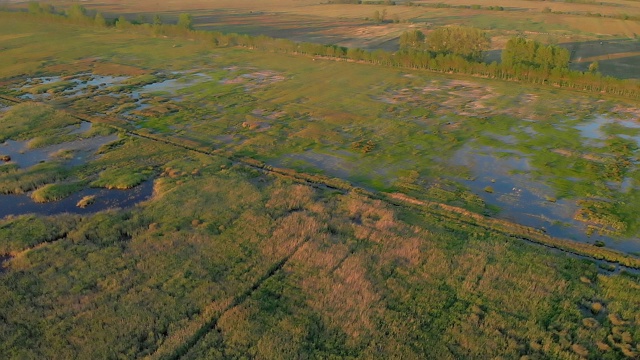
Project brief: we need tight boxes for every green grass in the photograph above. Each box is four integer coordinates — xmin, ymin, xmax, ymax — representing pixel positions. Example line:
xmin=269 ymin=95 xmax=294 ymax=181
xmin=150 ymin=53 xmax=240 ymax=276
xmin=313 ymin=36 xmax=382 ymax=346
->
xmin=0 ymin=103 xmax=79 ymax=143
xmin=90 ymin=167 xmax=152 ymax=189
xmin=0 ymin=214 xmax=79 ymax=254
xmin=30 ymin=182 xmax=85 ymax=203
xmin=0 ymin=161 xmax=69 ymax=194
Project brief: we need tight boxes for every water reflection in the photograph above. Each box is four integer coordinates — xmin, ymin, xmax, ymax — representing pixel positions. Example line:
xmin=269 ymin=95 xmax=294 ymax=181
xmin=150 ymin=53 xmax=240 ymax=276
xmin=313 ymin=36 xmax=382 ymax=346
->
xmin=0 ymin=122 xmax=117 ymax=168
xmin=452 ymin=143 xmax=640 ymax=253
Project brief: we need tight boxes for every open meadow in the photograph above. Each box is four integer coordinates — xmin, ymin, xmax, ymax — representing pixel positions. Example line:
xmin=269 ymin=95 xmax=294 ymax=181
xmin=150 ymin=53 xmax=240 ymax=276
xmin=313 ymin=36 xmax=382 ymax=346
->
xmin=1 ymin=3 xmax=640 ymax=359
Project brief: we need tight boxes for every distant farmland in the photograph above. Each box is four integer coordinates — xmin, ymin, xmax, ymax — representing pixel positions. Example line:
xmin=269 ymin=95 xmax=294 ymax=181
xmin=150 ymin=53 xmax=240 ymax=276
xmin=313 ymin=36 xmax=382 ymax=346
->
xmin=30 ymin=0 xmax=640 ymax=78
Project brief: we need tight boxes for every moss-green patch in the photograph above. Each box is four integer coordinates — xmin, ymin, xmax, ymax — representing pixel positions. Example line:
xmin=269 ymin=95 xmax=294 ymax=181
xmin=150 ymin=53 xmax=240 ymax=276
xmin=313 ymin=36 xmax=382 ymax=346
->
xmin=91 ymin=167 xmax=153 ymax=189
xmin=31 ymin=182 xmax=85 ymax=203
xmin=0 ymin=161 xmax=69 ymax=194
xmin=0 ymin=163 xmax=19 ymax=174
xmin=0 ymin=103 xmax=79 ymax=143
xmin=0 ymin=214 xmax=79 ymax=254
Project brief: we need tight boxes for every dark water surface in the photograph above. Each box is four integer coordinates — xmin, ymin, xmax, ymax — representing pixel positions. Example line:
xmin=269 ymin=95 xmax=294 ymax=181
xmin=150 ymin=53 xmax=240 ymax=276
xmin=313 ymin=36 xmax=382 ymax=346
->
xmin=0 ymin=180 xmax=154 ymax=219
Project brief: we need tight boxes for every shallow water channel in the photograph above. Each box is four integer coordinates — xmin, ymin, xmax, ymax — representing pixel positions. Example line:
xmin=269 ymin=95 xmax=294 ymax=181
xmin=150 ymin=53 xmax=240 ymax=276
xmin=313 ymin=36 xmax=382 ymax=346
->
xmin=1 ymin=133 xmax=118 ymax=168
xmin=0 ymin=121 xmax=153 ymax=219
xmin=0 ymin=179 xmax=154 ymax=219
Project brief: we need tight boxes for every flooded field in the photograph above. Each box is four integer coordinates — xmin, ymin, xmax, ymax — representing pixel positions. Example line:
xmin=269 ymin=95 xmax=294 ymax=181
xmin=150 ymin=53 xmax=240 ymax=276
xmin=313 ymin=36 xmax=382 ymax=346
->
xmin=0 ymin=113 xmax=155 ymax=218
xmin=0 ymin=179 xmax=153 ymax=218
xmin=1 ymin=126 xmax=118 ymax=168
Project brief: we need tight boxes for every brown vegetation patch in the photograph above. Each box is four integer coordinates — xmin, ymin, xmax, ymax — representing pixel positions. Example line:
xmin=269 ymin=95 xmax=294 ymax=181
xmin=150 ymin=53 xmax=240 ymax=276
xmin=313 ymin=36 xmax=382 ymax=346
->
xmin=299 ymin=254 xmax=381 ymax=340
xmin=552 ymin=148 xmax=607 ymax=163
xmin=223 ymin=70 xmax=285 ymax=91
xmin=610 ymin=104 xmax=640 ymax=119
xmin=571 ymin=343 xmax=589 ymax=357
xmin=596 ymin=341 xmax=612 ymax=351
xmin=345 ymin=195 xmax=396 ymax=231
xmin=76 ymin=195 xmax=96 ymax=208
xmin=265 ymin=184 xmax=315 ymax=214
xmin=263 ymin=211 xmax=324 ymax=260
xmin=608 ymin=313 xmax=627 ymax=326
xmin=44 ymin=58 xmax=147 ymax=76
xmin=293 ymin=241 xmax=349 ymax=272
xmin=591 ymin=302 xmax=604 ymax=315
xmin=582 ymin=317 xmax=599 ymax=328
xmin=92 ymin=62 xmax=148 ymax=76
xmin=378 ymin=79 xmax=499 ymax=118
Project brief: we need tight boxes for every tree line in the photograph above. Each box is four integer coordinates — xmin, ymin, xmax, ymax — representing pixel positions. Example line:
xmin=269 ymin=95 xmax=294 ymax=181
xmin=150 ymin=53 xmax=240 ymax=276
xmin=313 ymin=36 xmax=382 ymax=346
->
xmin=7 ymin=3 xmax=640 ymax=99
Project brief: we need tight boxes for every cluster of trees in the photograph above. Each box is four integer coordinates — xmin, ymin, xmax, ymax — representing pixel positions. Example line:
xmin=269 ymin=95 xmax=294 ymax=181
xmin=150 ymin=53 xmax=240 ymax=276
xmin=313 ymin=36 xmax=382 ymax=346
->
xmin=23 ymin=2 xmax=193 ymax=30
xmin=399 ymin=29 xmax=426 ymax=50
xmin=425 ymin=26 xmax=490 ymax=62
xmin=502 ymin=37 xmax=570 ymax=70
xmin=27 ymin=1 xmax=54 ymax=14
xmin=10 ymin=4 xmax=640 ymax=98
xmin=399 ymin=26 xmax=490 ymax=62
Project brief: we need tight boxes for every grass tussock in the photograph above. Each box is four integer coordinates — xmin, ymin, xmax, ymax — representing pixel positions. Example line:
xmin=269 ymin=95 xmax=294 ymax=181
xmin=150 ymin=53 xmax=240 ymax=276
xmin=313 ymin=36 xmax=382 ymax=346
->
xmin=91 ymin=168 xmax=151 ymax=189
xmin=31 ymin=182 xmax=84 ymax=203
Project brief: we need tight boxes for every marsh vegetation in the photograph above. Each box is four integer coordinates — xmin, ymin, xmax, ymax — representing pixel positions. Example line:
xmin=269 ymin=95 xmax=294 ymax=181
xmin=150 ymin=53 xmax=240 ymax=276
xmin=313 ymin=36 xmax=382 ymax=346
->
xmin=0 ymin=2 xmax=639 ymax=359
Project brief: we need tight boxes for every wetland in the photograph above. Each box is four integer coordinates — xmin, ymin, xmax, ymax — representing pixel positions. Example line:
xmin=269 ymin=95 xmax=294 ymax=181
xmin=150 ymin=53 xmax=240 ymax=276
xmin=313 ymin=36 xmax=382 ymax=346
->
xmin=7 ymin=66 xmax=639 ymax=253
xmin=1 ymin=6 xmax=639 ymax=360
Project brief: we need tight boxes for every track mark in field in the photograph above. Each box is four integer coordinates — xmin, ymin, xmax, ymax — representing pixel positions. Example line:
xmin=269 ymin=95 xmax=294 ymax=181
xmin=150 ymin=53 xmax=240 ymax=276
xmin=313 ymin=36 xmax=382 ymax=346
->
xmin=159 ymin=240 xmax=308 ymax=360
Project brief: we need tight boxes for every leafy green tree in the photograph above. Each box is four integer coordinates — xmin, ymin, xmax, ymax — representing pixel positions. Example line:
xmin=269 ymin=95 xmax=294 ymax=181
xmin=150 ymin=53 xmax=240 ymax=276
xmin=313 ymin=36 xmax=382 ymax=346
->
xmin=115 ymin=15 xmax=130 ymax=29
xmin=427 ymin=26 xmax=490 ymax=61
xmin=534 ymin=45 xmax=555 ymax=69
xmin=27 ymin=1 xmax=54 ymax=15
xmin=28 ymin=2 xmax=40 ymax=14
xmin=177 ymin=13 xmax=193 ymax=30
xmin=553 ymin=47 xmax=570 ymax=69
xmin=372 ymin=9 xmax=387 ymax=23
xmin=153 ymin=14 xmax=163 ymax=26
xmin=399 ymin=30 xmax=425 ymax=50
xmin=502 ymin=37 xmax=570 ymax=69
xmin=66 ymin=4 xmax=87 ymax=18
xmin=94 ymin=12 xmax=107 ymax=27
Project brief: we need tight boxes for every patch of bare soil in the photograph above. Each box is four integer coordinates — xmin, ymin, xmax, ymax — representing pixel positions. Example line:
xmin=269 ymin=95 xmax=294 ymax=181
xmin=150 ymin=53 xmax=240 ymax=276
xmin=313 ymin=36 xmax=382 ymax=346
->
xmin=222 ymin=70 xmax=285 ymax=91
xmin=44 ymin=58 xmax=148 ymax=76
